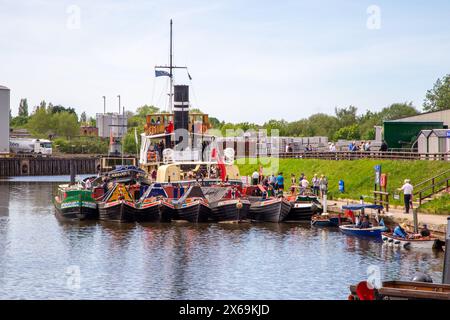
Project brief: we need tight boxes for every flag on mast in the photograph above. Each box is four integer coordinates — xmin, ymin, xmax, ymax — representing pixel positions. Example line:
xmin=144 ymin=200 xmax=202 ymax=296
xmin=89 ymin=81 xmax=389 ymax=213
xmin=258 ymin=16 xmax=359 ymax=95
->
xmin=155 ymin=70 xmax=170 ymax=77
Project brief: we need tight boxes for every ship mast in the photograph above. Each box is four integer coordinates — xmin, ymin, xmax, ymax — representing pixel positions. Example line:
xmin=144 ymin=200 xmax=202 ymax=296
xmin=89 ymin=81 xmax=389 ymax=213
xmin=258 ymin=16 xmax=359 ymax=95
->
xmin=155 ymin=19 xmax=188 ymax=113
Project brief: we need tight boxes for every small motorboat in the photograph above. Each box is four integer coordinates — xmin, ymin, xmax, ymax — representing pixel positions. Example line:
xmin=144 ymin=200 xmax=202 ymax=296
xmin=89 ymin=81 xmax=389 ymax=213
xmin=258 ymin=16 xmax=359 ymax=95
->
xmin=171 ymin=185 xmax=211 ymax=223
xmin=349 ymin=280 xmax=450 ymax=300
xmin=339 ymin=225 xmax=385 ymax=238
xmin=382 ymin=233 xmax=440 ymax=250
xmin=53 ymin=184 xmax=98 ymax=221
xmin=286 ymin=194 xmax=322 ymax=221
xmin=311 ymin=214 xmax=341 ymax=227
xmin=248 ymin=197 xmax=291 ymax=223
xmin=203 ymin=186 xmax=251 ymax=222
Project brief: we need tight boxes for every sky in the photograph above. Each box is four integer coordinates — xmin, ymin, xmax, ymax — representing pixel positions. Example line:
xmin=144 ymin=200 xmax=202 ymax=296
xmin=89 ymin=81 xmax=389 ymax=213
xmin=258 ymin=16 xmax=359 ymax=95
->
xmin=1 ymin=0 xmax=450 ymax=124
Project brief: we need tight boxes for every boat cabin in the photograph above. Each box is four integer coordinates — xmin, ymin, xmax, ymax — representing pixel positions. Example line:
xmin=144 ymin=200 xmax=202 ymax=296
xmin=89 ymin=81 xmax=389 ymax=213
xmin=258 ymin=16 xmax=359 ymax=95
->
xmin=155 ymin=162 xmax=241 ymax=185
xmin=144 ymin=113 xmax=211 ymax=136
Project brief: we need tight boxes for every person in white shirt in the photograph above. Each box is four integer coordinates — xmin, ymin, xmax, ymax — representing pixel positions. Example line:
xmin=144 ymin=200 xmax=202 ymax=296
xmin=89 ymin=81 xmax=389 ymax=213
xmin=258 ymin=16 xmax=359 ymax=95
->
xmin=252 ymin=171 xmax=260 ymax=186
xmin=300 ymin=177 xmax=309 ymax=195
xmin=85 ymin=178 xmax=92 ymax=190
xmin=311 ymin=174 xmax=320 ymax=196
xmin=398 ymin=179 xmax=414 ymax=214
xmin=329 ymin=143 xmax=336 ymax=152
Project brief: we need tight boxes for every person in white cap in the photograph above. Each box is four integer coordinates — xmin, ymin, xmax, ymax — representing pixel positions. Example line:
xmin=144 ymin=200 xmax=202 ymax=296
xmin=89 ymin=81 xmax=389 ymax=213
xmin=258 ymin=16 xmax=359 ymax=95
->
xmin=398 ymin=179 xmax=413 ymax=214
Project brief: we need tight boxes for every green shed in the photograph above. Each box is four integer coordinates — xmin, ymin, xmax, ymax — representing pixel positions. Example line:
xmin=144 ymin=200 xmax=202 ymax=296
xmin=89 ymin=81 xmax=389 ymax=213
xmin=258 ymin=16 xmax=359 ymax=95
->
xmin=383 ymin=121 xmax=444 ymax=149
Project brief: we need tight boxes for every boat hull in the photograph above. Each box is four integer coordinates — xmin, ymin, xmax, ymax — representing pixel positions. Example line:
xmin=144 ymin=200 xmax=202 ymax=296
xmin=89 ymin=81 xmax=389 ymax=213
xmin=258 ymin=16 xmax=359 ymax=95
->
xmin=249 ymin=198 xmax=291 ymax=223
xmin=286 ymin=203 xmax=318 ymax=221
xmin=124 ymin=201 xmax=162 ymax=222
xmin=173 ymin=200 xmax=210 ymax=223
xmin=209 ymin=199 xmax=251 ymax=222
xmin=54 ymin=198 xmax=98 ymax=221
xmin=98 ymin=201 xmax=134 ymax=223
xmin=382 ymin=233 xmax=438 ymax=249
xmin=311 ymin=214 xmax=342 ymax=227
xmin=339 ymin=225 xmax=384 ymax=238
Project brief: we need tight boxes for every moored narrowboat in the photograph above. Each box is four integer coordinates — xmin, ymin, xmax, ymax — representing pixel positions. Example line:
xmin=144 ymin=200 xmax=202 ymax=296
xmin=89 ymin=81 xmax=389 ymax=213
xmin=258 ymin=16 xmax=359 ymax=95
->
xmin=53 ymin=185 xmax=98 ymax=220
xmin=248 ymin=197 xmax=291 ymax=223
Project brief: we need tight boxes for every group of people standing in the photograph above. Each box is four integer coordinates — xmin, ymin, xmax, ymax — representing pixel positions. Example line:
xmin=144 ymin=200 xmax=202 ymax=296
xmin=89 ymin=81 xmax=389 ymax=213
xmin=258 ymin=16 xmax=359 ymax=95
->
xmin=290 ymin=173 xmax=328 ymax=197
xmin=348 ymin=141 xmax=372 ymax=152
xmin=251 ymin=170 xmax=329 ymax=199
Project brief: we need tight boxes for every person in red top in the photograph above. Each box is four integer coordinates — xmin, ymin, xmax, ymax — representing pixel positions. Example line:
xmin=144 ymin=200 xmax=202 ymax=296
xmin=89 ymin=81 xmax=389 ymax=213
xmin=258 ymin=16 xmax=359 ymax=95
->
xmin=167 ymin=121 xmax=174 ymax=133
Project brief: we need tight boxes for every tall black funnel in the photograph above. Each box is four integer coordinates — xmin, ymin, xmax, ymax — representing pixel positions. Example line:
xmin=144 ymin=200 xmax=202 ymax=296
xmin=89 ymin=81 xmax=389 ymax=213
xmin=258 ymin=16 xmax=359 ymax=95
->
xmin=174 ymin=85 xmax=189 ymax=148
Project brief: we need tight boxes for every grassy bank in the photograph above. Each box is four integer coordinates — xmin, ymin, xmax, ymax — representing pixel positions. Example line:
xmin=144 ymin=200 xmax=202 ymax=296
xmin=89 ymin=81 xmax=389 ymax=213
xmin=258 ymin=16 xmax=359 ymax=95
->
xmin=237 ymin=158 xmax=449 ymax=211
xmin=419 ymin=195 xmax=450 ymax=215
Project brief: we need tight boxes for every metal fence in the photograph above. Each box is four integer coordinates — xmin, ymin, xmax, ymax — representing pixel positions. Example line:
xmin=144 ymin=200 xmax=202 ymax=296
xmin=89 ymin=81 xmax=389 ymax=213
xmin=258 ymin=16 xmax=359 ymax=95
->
xmin=245 ymin=151 xmax=450 ymax=161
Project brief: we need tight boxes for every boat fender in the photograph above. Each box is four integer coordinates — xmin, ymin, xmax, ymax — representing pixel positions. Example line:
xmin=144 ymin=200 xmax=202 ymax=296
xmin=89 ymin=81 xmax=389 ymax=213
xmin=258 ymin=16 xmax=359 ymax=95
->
xmin=412 ymin=272 xmax=433 ymax=283
xmin=403 ymin=242 xmax=411 ymax=249
xmin=382 ymin=237 xmax=388 ymax=242
xmin=236 ymin=202 xmax=243 ymax=210
xmin=394 ymin=240 xmax=401 ymax=245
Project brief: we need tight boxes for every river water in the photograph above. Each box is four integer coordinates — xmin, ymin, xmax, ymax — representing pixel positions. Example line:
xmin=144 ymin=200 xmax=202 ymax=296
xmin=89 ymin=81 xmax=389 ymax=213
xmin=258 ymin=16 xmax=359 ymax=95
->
xmin=0 ymin=178 xmax=445 ymax=300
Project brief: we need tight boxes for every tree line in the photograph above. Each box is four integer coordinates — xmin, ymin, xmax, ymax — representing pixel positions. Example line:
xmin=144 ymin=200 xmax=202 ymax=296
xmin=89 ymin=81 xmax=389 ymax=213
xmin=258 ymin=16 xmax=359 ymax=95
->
xmin=8 ymin=74 xmax=450 ymax=154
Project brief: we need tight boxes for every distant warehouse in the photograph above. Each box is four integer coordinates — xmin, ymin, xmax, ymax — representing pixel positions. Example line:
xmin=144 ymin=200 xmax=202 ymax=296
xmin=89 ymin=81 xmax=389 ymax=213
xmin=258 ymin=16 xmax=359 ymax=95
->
xmin=96 ymin=113 xmax=128 ymax=138
xmin=383 ymin=109 xmax=450 ymax=149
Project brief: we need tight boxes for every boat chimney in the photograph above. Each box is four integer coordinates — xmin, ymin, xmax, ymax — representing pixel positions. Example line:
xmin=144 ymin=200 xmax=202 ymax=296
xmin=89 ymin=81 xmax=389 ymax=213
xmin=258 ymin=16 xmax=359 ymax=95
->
xmin=174 ymin=85 xmax=189 ymax=148
xmin=443 ymin=217 xmax=450 ymax=284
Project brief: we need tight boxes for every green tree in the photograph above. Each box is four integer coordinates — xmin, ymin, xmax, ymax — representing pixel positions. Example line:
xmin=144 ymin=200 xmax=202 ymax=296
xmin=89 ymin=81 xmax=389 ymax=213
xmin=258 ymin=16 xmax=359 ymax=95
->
xmin=18 ymin=98 xmax=29 ymax=117
xmin=39 ymin=100 xmax=47 ymax=110
xmin=190 ymin=108 xmax=204 ymax=114
xmin=333 ymin=124 xmax=360 ymax=141
xmin=381 ymin=102 xmax=418 ymax=120
xmin=136 ymin=105 xmax=160 ymax=117
xmin=335 ymin=106 xmax=358 ymax=128
xmin=423 ymin=74 xmax=450 ymax=112
xmin=52 ymin=112 xmax=80 ymax=138
xmin=80 ymin=111 xmax=87 ymax=124
xmin=27 ymin=107 xmax=53 ymax=137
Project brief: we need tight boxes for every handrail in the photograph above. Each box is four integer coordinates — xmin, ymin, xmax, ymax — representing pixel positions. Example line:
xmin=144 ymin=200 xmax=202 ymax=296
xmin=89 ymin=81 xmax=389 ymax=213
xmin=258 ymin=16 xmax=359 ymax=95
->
xmin=413 ymin=169 xmax=450 ymax=205
xmin=414 ymin=169 xmax=450 ymax=189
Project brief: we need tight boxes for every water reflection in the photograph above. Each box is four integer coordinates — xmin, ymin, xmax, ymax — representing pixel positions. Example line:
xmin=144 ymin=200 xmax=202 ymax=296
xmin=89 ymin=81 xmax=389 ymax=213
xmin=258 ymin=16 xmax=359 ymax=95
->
xmin=0 ymin=181 xmax=445 ymax=299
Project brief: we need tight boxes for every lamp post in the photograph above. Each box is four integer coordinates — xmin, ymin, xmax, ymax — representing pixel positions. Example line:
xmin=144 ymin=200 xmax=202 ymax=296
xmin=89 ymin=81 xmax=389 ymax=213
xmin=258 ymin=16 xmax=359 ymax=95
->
xmin=117 ymin=95 xmax=121 ymax=115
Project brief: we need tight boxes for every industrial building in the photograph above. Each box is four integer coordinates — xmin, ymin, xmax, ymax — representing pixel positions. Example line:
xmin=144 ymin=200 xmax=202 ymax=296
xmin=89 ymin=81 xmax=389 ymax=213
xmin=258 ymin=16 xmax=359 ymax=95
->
xmin=0 ymin=85 xmax=10 ymax=154
xmin=96 ymin=113 xmax=128 ymax=138
xmin=391 ymin=109 xmax=450 ymax=127
xmin=382 ymin=109 xmax=449 ymax=149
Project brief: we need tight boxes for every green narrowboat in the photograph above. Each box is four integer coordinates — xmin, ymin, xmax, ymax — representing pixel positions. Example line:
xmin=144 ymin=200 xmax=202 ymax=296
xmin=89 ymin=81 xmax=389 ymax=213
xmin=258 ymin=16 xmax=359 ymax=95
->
xmin=53 ymin=185 xmax=98 ymax=220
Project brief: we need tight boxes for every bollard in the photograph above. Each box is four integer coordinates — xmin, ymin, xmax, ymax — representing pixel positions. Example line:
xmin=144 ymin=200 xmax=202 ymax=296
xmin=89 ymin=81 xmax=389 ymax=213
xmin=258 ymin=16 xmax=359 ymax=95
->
xmin=323 ymin=194 xmax=328 ymax=214
xmin=413 ymin=208 xmax=419 ymax=234
xmin=443 ymin=217 xmax=450 ymax=284
xmin=70 ymin=160 xmax=76 ymax=185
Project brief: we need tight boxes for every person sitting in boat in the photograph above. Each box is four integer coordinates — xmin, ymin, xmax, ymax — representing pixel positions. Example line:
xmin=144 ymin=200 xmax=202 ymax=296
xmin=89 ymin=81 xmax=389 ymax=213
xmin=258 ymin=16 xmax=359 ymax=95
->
xmin=393 ymin=223 xmax=408 ymax=239
xmin=261 ymin=190 xmax=268 ymax=200
xmin=358 ymin=216 xmax=371 ymax=229
xmin=420 ymin=224 xmax=431 ymax=237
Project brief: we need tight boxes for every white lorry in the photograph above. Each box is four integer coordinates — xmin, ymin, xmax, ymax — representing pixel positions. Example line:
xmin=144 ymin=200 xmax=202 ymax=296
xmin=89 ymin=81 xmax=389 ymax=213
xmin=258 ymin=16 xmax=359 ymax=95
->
xmin=9 ymin=138 xmax=53 ymax=155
